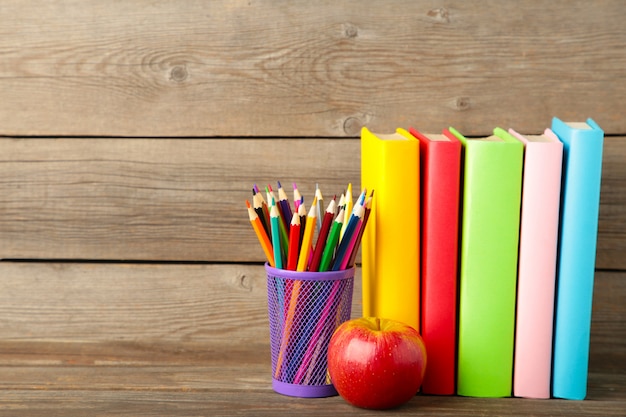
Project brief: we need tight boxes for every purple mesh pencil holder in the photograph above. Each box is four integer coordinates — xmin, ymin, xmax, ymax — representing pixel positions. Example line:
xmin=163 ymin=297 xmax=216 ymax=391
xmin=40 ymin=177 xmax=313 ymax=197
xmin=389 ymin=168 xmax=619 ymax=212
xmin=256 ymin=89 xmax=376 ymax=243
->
xmin=265 ymin=263 xmax=355 ymax=398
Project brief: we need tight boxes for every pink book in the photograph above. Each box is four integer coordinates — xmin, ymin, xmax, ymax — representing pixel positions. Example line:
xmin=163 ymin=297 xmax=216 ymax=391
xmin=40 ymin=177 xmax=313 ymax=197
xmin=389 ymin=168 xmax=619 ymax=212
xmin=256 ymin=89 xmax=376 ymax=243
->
xmin=509 ymin=128 xmax=563 ymax=399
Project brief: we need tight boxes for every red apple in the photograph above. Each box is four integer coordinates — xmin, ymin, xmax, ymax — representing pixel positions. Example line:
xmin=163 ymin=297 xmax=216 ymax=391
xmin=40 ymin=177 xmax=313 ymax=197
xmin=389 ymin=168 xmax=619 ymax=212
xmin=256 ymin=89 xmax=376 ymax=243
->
xmin=327 ymin=317 xmax=427 ymax=409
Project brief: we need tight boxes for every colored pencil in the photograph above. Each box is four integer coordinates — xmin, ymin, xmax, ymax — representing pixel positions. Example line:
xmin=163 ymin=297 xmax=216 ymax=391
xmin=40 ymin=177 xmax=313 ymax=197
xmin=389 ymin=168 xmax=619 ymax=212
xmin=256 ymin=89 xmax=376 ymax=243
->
xmin=339 ymin=218 xmax=363 ymax=270
xmin=277 ymin=181 xmax=293 ymax=229
xmin=293 ymin=182 xmax=303 ymax=211
xmin=318 ymin=208 xmax=345 ymax=272
xmin=309 ymin=197 xmax=337 ymax=272
xmin=246 ymin=200 xmax=274 ymax=267
xmin=337 ymin=193 xmax=345 ymax=213
xmin=247 ymin=183 xmax=373 ymax=272
xmin=297 ymin=200 xmax=307 ymax=249
xmin=253 ymin=188 xmax=271 ymax=236
xmin=341 ymin=183 xmax=353 ymax=239
xmin=297 ymin=197 xmax=318 ymax=271
xmin=266 ymin=185 xmax=277 ymax=214
xmin=315 ymin=184 xmax=324 ymax=233
xmin=267 ymin=186 xmax=289 ymax=257
xmin=255 ymin=184 xmax=271 ymax=221
xmin=287 ymin=212 xmax=301 ymax=271
xmin=332 ymin=202 xmax=364 ymax=270
xmin=270 ymin=203 xmax=283 ymax=269
xmin=346 ymin=191 xmax=373 ymax=268
xmin=252 ymin=191 xmax=269 ymax=236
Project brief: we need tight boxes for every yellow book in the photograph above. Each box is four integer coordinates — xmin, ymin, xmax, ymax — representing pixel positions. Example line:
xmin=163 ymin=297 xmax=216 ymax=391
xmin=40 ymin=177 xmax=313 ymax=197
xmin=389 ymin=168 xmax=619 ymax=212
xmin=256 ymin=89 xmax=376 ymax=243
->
xmin=360 ymin=127 xmax=420 ymax=331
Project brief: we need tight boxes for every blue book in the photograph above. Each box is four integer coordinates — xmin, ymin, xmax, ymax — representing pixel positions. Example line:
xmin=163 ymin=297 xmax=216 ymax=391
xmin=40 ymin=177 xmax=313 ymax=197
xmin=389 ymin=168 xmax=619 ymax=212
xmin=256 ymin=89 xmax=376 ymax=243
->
xmin=551 ymin=117 xmax=604 ymax=400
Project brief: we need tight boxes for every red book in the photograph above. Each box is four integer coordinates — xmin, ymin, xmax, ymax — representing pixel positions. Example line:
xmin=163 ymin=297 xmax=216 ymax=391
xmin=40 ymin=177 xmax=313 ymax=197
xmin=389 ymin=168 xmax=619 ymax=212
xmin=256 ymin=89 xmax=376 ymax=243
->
xmin=409 ymin=127 xmax=462 ymax=395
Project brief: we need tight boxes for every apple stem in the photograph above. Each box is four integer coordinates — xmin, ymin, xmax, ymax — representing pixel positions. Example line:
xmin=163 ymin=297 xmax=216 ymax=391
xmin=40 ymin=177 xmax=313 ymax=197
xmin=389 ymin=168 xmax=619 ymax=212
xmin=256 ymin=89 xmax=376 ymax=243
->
xmin=375 ymin=317 xmax=381 ymax=331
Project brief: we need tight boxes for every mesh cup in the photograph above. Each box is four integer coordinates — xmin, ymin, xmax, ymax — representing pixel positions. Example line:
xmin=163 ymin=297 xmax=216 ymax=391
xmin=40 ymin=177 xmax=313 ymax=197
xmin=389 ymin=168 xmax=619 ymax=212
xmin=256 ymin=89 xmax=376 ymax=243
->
xmin=265 ymin=263 xmax=355 ymax=397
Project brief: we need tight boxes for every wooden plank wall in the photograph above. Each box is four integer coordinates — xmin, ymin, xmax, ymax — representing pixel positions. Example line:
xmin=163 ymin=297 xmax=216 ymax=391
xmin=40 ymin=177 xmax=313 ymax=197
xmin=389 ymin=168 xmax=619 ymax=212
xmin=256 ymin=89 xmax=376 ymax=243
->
xmin=0 ymin=0 xmax=624 ymax=407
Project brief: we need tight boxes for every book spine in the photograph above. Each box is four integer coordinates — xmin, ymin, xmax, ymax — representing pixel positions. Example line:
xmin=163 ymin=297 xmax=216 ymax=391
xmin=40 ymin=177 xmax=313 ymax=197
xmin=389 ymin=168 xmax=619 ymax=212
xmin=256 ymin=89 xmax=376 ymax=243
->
xmin=454 ymin=128 xmax=523 ymax=397
xmin=509 ymin=128 xmax=563 ymax=399
xmin=360 ymin=128 xmax=379 ymax=319
xmin=551 ymin=118 xmax=604 ymax=400
xmin=413 ymin=129 xmax=461 ymax=395
xmin=360 ymin=127 xmax=420 ymax=331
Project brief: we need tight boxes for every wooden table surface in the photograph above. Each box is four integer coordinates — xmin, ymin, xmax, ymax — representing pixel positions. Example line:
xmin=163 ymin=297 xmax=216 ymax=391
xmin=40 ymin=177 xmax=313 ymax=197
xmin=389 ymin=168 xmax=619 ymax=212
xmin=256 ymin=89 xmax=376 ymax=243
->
xmin=0 ymin=266 xmax=623 ymax=417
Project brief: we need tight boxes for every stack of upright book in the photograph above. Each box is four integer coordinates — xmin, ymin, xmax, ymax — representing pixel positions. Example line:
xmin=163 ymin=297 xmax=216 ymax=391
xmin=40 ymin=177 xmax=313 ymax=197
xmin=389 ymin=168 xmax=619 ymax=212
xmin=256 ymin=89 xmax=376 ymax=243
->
xmin=360 ymin=117 xmax=604 ymax=400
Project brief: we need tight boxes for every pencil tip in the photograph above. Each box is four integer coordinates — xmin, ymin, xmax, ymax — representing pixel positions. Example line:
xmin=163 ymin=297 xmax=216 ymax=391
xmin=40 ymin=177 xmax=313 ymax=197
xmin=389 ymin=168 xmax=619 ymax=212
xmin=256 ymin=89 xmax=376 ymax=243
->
xmin=277 ymin=180 xmax=282 ymax=188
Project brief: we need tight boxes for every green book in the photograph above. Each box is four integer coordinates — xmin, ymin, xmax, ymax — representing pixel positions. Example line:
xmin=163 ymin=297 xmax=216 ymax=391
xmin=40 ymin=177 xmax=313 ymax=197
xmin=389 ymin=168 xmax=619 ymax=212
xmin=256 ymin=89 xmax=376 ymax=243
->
xmin=450 ymin=127 xmax=523 ymax=397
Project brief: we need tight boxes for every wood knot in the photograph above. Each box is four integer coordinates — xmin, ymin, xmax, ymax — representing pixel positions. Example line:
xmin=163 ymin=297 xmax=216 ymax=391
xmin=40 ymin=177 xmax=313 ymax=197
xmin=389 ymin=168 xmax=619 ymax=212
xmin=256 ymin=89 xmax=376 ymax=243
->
xmin=427 ymin=7 xmax=450 ymax=23
xmin=343 ymin=117 xmax=363 ymax=136
xmin=455 ymin=96 xmax=471 ymax=111
xmin=237 ymin=274 xmax=253 ymax=292
xmin=170 ymin=65 xmax=188 ymax=82
xmin=342 ymin=23 xmax=358 ymax=38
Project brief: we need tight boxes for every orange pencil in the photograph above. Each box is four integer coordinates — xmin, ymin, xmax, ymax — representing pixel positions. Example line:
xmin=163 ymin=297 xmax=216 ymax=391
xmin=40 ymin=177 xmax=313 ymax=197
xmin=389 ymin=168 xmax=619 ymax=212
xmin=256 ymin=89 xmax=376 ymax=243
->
xmin=246 ymin=200 xmax=274 ymax=267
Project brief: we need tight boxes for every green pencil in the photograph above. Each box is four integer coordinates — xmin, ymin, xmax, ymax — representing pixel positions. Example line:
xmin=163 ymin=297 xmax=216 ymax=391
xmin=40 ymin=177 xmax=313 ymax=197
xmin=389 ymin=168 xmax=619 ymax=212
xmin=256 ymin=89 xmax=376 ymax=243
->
xmin=270 ymin=203 xmax=283 ymax=269
xmin=318 ymin=208 xmax=345 ymax=272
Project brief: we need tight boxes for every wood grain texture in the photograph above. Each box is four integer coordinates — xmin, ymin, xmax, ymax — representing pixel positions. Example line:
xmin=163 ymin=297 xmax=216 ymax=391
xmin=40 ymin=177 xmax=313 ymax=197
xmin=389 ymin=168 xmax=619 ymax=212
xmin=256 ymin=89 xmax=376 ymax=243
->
xmin=1 ymin=0 xmax=625 ymax=137
xmin=0 ymin=137 xmax=360 ymax=262
xmin=0 ymin=264 xmax=623 ymax=415
xmin=1 ymin=136 xmax=624 ymax=269
xmin=0 ymin=262 xmax=362 ymax=348
xmin=0 ymin=263 xmax=619 ymax=364
xmin=0 ymin=388 xmax=623 ymax=417
xmin=597 ymin=136 xmax=626 ymax=270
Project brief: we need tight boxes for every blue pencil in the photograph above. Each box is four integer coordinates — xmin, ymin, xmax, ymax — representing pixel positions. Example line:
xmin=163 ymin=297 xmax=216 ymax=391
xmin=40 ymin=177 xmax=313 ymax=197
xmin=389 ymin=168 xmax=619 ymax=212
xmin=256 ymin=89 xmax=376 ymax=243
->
xmin=331 ymin=202 xmax=365 ymax=270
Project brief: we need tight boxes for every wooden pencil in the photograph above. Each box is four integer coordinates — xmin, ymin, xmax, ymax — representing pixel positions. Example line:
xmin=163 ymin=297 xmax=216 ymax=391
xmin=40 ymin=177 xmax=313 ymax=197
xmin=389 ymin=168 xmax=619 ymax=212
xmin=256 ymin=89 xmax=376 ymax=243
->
xmin=252 ymin=189 xmax=270 ymax=237
xmin=287 ymin=212 xmax=301 ymax=271
xmin=297 ymin=197 xmax=318 ymax=271
xmin=267 ymin=187 xmax=289 ymax=257
xmin=297 ymin=200 xmax=307 ymax=249
xmin=293 ymin=182 xmax=303 ymax=211
xmin=315 ymin=184 xmax=324 ymax=233
xmin=246 ymin=200 xmax=274 ymax=267
xmin=270 ymin=203 xmax=283 ymax=269
xmin=332 ymin=202 xmax=364 ymax=270
xmin=318 ymin=208 xmax=345 ymax=272
xmin=339 ymin=217 xmax=363 ymax=270
xmin=309 ymin=197 xmax=337 ymax=272
xmin=277 ymin=181 xmax=293 ymax=230
xmin=346 ymin=191 xmax=373 ymax=268
xmin=340 ymin=183 xmax=353 ymax=239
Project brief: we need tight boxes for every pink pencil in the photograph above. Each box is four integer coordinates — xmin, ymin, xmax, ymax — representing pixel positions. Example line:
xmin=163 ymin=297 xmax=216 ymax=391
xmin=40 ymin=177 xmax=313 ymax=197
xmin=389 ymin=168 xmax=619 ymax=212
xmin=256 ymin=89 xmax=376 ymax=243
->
xmin=338 ymin=218 xmax=363 ymax=270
